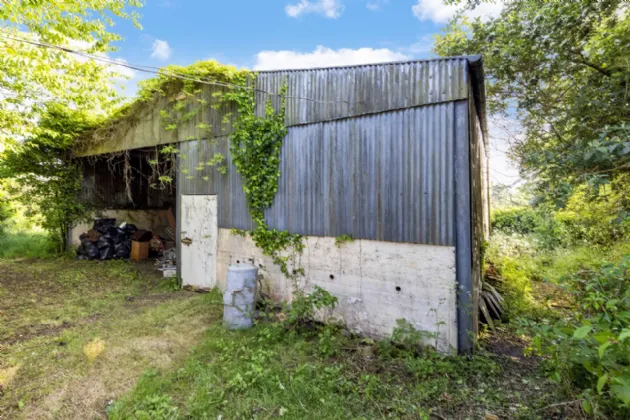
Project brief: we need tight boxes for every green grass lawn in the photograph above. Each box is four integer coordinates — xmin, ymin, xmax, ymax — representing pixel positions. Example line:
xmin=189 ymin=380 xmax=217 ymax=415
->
xmin=110 ymin=324 xmax=569 ymax=420
xmin=0 ymin=258 xmax=578 ymax=419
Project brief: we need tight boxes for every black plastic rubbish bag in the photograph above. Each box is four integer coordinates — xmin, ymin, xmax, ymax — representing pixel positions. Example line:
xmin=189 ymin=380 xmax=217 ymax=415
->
xmin=124 ymin=224 xmax=138 ymax=235
xmin=100 ymin=245 xmax=114 ymax=260
xmin=115 ymin=228 xmax=128 ymax=244
xmin=104 ymin=226 xmax=119 ymax=239
xmin=96 ymin=236 xmax=114 ymax=260
xmin=93 ymin=218 xmax=116 ymax=234
xmin=96 ymin=236 xmax=113 ymax=249
xmin=114 ymin=240 xmax=131 ymax=259
xmin=84 ymin=242 xmax=100 ymax=260
xmin=76 ymin=245 xmax=87 ymax=257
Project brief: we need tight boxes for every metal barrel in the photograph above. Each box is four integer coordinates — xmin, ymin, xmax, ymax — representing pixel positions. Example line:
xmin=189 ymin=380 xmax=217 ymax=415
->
xmin=223 ymin=263 xmax=258 ymax=329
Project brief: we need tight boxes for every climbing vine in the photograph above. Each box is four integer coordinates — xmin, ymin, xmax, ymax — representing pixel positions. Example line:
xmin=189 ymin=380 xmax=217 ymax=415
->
xmin=225 ymin=74 xmax=305 ymax=279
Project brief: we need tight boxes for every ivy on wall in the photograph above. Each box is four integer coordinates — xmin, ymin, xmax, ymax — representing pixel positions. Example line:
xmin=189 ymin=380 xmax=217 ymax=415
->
xmin=225 ymin=74 xmax=305 ymax=279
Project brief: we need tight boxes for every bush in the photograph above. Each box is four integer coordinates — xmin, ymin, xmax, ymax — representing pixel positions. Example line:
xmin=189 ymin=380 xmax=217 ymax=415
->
xmin=555 ymin=184 xmax=630 ymax=247
xmin=485 ymin=232 xmax=541 ymax=317
xmin=491 ymin=207 xmax=538 ymax=235
xmin=521 ymin=257 xmax=630 ymax=417
xmin=491 ymin=205 xmax=568 ymax=250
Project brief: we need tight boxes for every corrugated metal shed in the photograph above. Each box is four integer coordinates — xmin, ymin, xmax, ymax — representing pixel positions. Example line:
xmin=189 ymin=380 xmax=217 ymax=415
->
xmin=76 ymin=56 xmax=489 ymax=354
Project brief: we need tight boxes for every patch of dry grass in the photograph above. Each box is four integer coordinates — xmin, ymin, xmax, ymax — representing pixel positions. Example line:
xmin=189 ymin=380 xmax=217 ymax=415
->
xmin=0 ymin=258 xmax=221 ymax=419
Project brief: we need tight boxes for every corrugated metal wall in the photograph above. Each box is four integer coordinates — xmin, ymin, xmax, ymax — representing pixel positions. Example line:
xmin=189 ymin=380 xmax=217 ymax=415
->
xmin=179 ymin=101 xmax=458 ymax=246
xmin=179 ymin=135 xmax=254 ymax=231
xmin=80 ymin=57 xmax=477 ymax=247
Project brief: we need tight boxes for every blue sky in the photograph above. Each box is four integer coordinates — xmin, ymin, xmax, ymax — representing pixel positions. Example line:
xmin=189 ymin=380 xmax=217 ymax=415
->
xmin=108 ymin=0 xmax=517 ymax=185
xmin=111 ymin=0 xmax=502 ymax=77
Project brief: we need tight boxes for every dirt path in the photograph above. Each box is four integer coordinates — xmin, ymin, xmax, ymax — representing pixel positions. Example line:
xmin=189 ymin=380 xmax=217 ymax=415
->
xmin=0 ymin=258 xmax=221 ymax=419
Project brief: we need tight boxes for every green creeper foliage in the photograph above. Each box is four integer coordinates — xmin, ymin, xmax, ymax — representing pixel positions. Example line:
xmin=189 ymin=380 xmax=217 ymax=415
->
xmin=225 ymin=75 xmax=305 ymax=278
xmin=135 ymin=62 xmax=305 ymax=278
xmin=334 ymin=234 xmax=354 ymax=247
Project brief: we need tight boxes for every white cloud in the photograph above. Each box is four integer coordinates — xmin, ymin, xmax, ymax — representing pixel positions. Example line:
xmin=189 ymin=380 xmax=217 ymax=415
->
xmin=108 ymin=58 xmax=136 ymax=80
xmin=151 ymin=39 xmax=172 ymax=60
xmin=254 ymin=45 xmax=409 ymax=70
xmin=366 ymin=0 xmax=388 ymax=11
xmin=403 ymin=35 xmax=435 ymax=56
xmin=412 ymin=0 xmax=503 ymax=24
xmin=285 ymin=0 xmax=344 ymax=19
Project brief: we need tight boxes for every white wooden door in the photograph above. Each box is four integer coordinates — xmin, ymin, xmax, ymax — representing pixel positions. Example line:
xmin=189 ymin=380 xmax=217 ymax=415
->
xmin=181 ymin=195 xmax=217 ymax=289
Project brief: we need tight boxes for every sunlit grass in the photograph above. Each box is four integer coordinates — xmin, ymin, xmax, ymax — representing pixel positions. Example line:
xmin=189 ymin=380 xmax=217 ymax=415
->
xmin=0 ymin=230 xmax=57 ymax=259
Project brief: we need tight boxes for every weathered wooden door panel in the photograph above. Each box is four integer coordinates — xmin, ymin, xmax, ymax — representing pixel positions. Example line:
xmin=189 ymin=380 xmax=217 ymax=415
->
xmin=181 ymin=195 xmax=217 ymax=289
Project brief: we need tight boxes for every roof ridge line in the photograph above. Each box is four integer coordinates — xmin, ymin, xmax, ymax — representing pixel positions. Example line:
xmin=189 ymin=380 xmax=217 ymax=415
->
xmin=256 ymin=55 xmax=482 ymax=74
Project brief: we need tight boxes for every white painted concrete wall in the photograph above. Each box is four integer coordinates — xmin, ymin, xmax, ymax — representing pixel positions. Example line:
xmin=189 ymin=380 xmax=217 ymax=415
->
xmin=70 ymin=209 xmax=170 ymax=246
xmin=216 ymin=229 xmax=458 ymax=352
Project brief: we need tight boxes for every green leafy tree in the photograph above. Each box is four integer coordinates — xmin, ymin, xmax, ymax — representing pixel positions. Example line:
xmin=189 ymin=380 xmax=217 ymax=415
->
xmin=435 ymin=1 xmax=630 ymax=200
xmin=0 ymin=105 xmax=102 ymax=251
xmin=0 ymin=0 xmax=143 ymax=251
xmin=0 ymin=0 xmax=143 ymax=145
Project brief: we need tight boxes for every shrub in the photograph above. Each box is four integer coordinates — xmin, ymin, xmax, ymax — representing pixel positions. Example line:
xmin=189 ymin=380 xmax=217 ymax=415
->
xmin=532 ymin=203 xmax=568 ymax=250
xmin=491 ymin=205 xmax=568 ymax=250
xmin=555 ymin=184 xmax=630 ymax=247
xmin=521 ymin=257 xmax=630 ymax=417
xmin=485 ymin=232 xmax=540 ymax=317
xmin=492 ymin=206 xmax=538 ymax=235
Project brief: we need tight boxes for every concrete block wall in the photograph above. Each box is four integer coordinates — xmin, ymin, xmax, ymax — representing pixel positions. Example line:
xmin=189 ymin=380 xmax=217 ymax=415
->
xmin=216 ymin=229 xmax=458 ymax=352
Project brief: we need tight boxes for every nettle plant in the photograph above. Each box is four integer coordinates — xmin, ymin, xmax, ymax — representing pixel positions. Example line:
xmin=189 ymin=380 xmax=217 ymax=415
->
xmin=521 ymin=256 xmax=630 ymax=416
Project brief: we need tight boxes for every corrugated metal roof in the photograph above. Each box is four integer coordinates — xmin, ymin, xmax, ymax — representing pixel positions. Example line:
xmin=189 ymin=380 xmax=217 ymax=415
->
xmin=256 ymin=57 xmax=469 ymax=127
xmin=79 ymin=56 xmax=482 ymax=156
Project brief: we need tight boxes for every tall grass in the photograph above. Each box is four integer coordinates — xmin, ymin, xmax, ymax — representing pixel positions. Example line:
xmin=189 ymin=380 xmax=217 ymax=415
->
xmin=0 ymin=230 xmax=57 ymax=259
